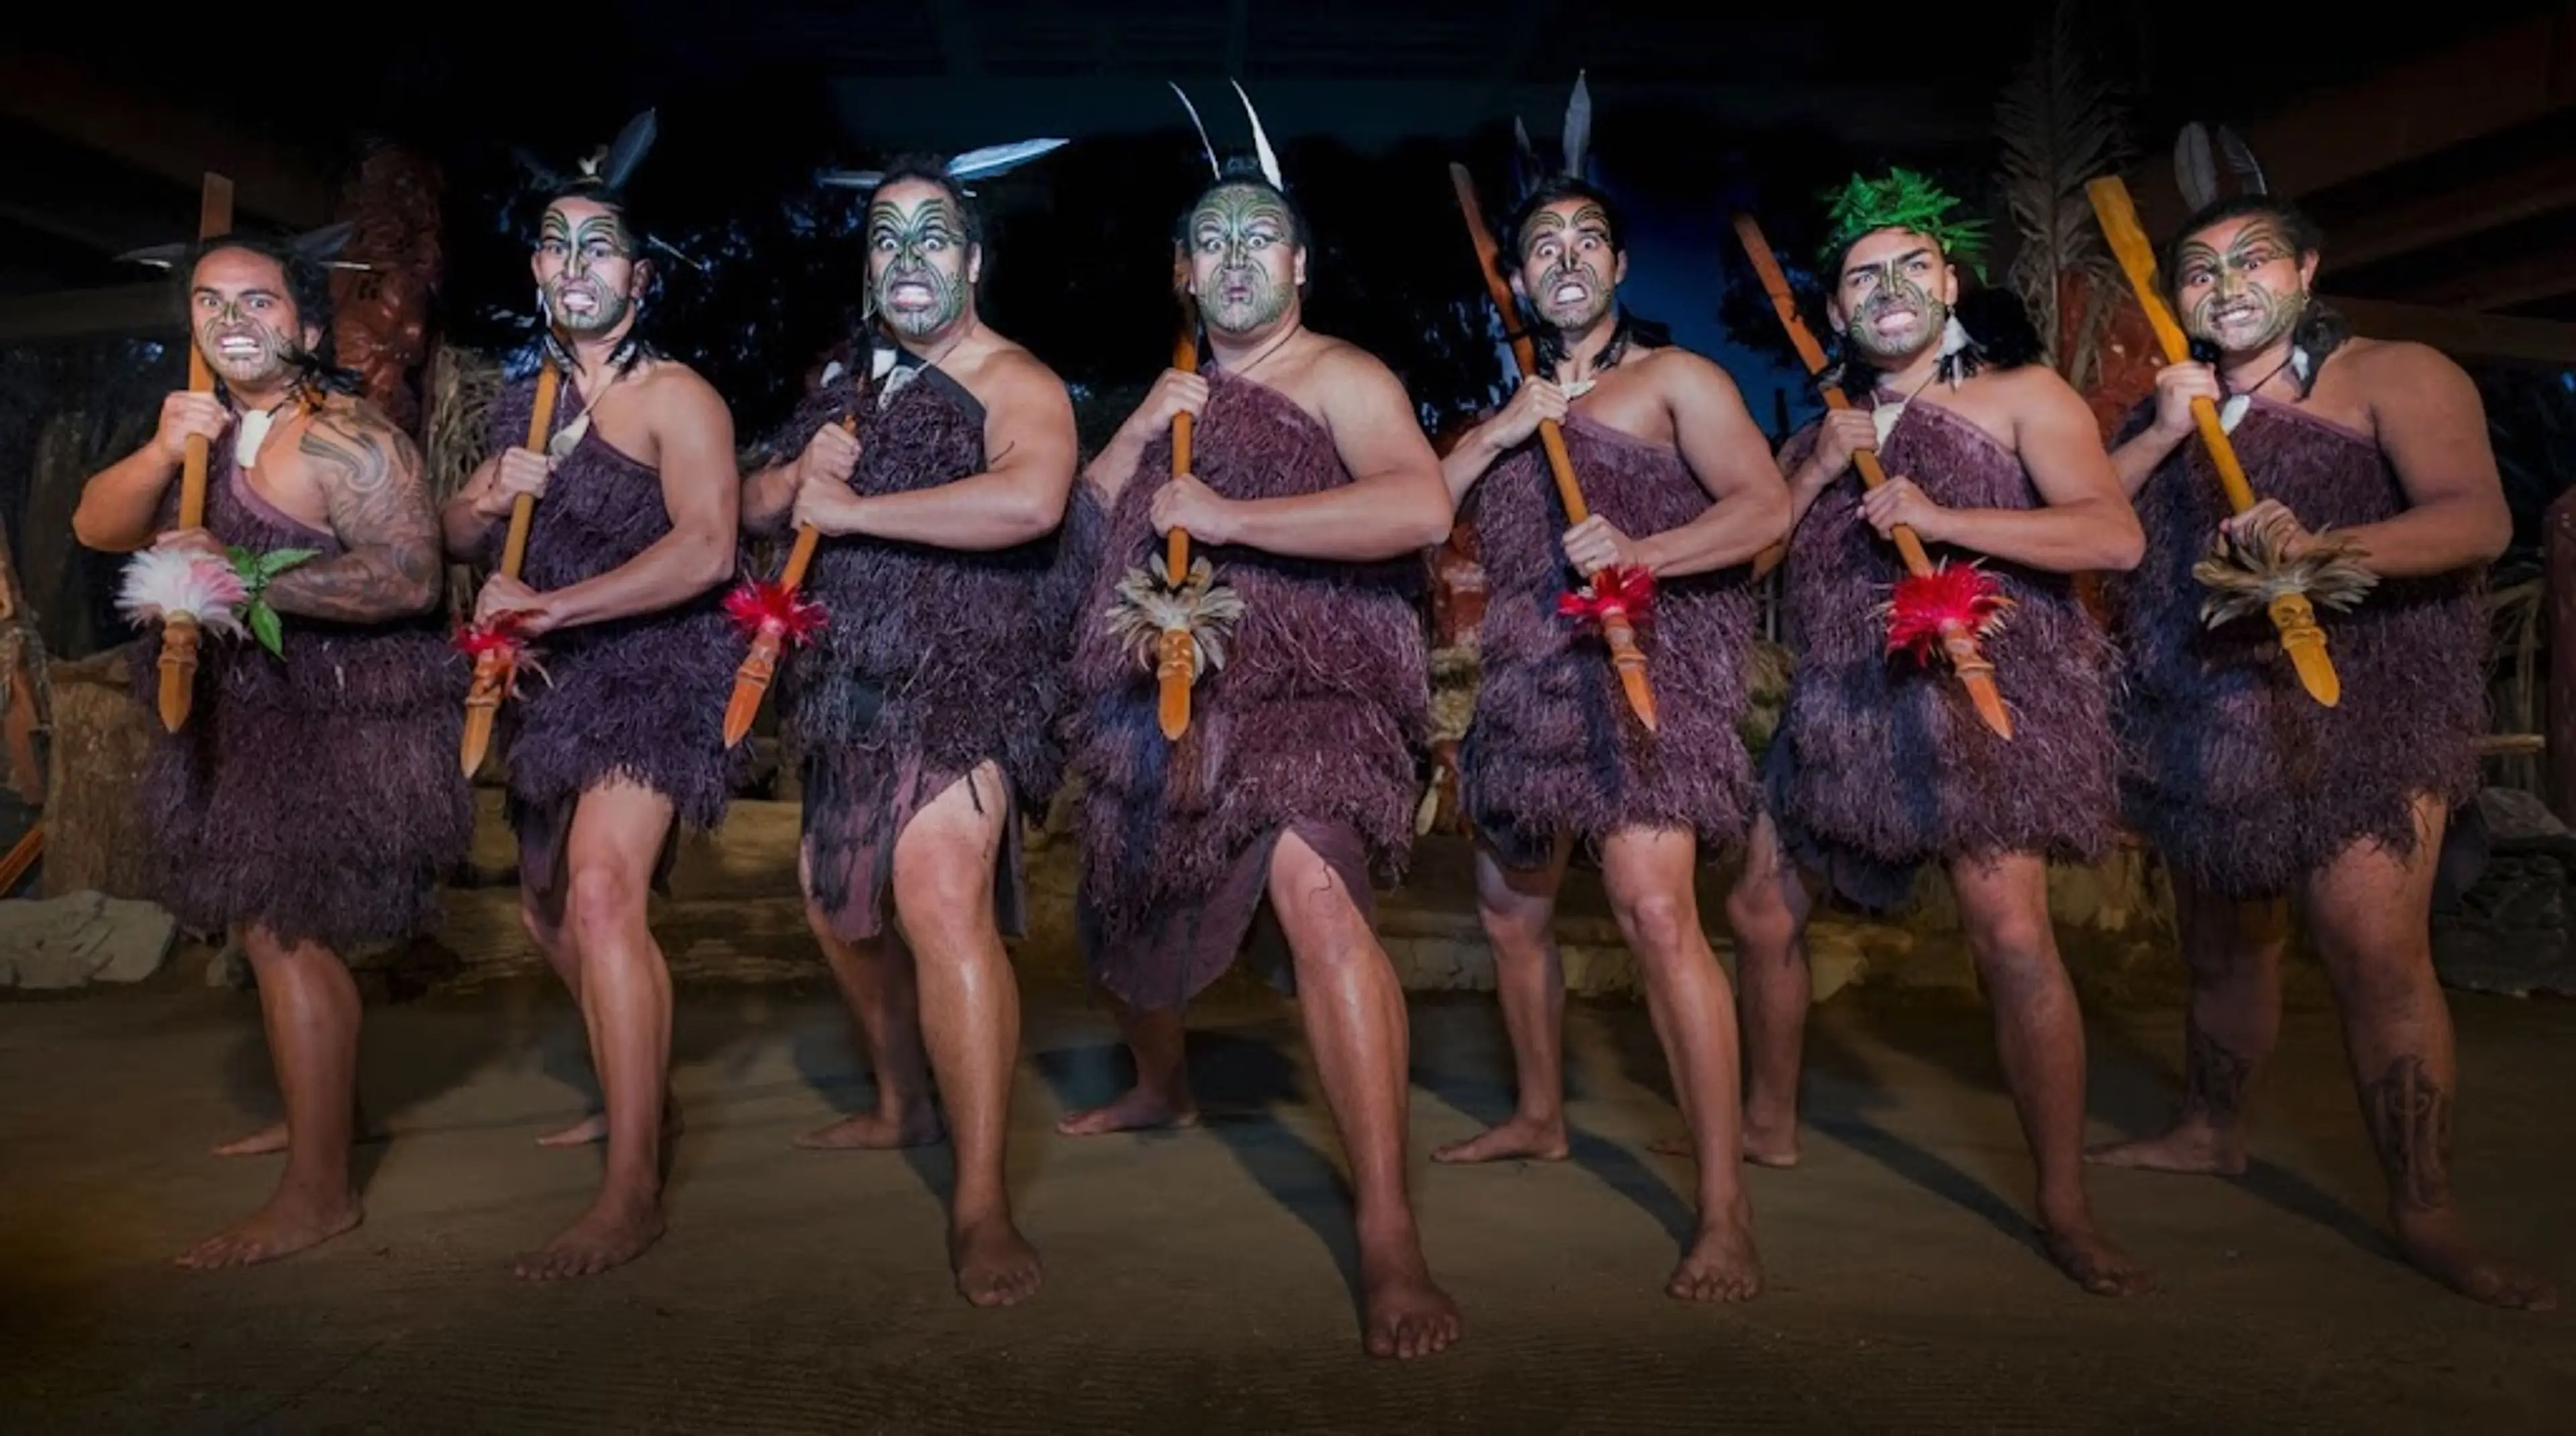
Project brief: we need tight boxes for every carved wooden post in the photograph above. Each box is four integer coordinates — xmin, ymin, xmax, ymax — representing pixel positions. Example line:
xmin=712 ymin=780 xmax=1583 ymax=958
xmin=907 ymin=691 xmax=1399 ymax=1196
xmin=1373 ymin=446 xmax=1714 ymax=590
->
xmin=0 ymin=508 xmax=46 ymax=805
xmin=331 ymin=142 xmax=443 ymax=439
xmin=2545 ymin=486 xmax=2576 ymax=824
xmin=40 ymin=649 xmax=158 ymax=901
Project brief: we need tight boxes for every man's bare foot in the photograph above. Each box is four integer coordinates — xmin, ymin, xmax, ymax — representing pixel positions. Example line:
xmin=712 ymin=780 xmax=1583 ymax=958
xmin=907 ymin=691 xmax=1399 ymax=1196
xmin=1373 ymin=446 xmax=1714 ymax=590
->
xmin=213 ymin=1118 xmax=388 ymax=1158
xmin=794 ymin=1104 xmax=943 ymax=1150
xmin=1432 ymin=1114 xmax=1568 ymax=1164
xmin=1668 ymin=1210 xmax=1764 ymax=1302
xmin=512 ymin=1186 xmax=665 ymax=1281
xmin=2039 ymin=1223 xmax=2155 ymax=1297
xmin=1646 ymin=1131 xmax=1798 ymax=1168
xmin=2084 ymin=1119 xmax=2247 ymax=1176
xmin=2395 ymin=1211 xmax=2559 ymax=1311
xmin=951 ymin=1215 xmax=1044 ymax=1307
xmin=175 ymin=1186 xmax=362 ymax=1269
xmin=1359 ymin=1248 xmax=1463 ymax=1360
xmin=536 ymin=1099 xmax=683 ymax=1149
xmin=1055 ymin=1085 xmax=1199 ymax=1137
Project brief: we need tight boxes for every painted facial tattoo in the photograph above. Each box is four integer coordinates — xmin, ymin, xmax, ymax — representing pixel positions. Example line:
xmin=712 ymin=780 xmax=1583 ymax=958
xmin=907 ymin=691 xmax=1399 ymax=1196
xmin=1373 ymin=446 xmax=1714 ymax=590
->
xmin=1518 ymin=200 xmax=1617 ymax=331
xmin=867 ymin=182 xmax=971 ymax=339
xmin=1835 ymin=231 xmax=1951 ymax=362
xmin=1187 ymin=183 xmax=1297 ymax=335
xmin=2176 ymin=215 xmax=2306 ymax=355
xmin=190 ymin=247 xmax=307 ymax=389
xmin=535 ymin=198 xmax=640 ymax=335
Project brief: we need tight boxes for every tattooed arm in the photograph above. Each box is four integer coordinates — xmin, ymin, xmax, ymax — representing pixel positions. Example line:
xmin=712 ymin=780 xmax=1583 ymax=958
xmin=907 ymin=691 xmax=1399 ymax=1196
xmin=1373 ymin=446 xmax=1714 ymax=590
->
xmin=263 ymin=407 xmax=445 ymax=622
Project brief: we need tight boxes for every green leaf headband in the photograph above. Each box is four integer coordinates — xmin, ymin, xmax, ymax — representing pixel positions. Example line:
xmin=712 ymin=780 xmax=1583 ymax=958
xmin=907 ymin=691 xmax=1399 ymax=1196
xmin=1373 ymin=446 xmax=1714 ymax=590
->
xmin=1816 ymin=167 xmax=1988 ymax=280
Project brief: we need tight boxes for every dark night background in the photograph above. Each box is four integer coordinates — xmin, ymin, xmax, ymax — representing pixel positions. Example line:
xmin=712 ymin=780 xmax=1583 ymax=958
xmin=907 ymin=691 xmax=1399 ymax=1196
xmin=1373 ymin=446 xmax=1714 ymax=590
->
xmin=9 ymin=0 xmax=2564 ymax=445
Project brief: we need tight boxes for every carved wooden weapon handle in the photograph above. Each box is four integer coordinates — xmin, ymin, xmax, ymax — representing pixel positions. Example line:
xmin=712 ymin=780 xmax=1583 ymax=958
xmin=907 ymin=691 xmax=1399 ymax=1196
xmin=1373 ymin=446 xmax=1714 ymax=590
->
xmin=157 ymin=172 xmax=235 ymax=734
xmin=460 ymin=359 xmax=561 ymax=773
xmin=1158 ymin=294 xmax=1203 ymax=740
xmin=1450 ymin=163 xmax=1658 ymax=731
xmin=721 ymin=417 xmax=851 ymax=747
xmin=1731 ymin=213 xmax=2013 ymax=740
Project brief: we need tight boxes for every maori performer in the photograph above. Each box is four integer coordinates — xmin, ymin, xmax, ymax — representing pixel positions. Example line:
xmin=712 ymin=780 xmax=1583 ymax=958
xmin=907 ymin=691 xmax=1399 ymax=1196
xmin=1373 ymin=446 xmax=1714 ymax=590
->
xmin=1057 ymin=85 xmax=1462 ymax=1360
xmin=73 ymin=228 xmax=468 ymax=1266
xmin=2087 ymin=192 xmax=2553 ymax=1309
xmin=739 ymin=146 xmax=1079 ymax=1309
xmin=1429 ymin=79 xmax=1792 ymax=1307
xmin=1725 ymin=170 xmax=2152 ymax=1295
xmin=440 ymin=113 xmax=743 ymax=1280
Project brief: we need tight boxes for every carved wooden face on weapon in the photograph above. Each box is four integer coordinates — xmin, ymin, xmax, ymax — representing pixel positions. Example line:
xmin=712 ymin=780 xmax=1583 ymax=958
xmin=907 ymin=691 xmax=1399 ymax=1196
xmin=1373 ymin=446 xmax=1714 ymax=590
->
xmin=1185 ymin=180 xmax=1303 ymax=337
xmin=2172 ymin=211 xmax=2318 ymax=360
xmin=190 ymin=245 xmax=320 ymax=393
xmin=867 ymin=177 xmax=981 ymax=341
xmin=533 ymin=195 xmax=650 ymax=338
xmin=1510 ymin=196 xmax=1626 ymax=334
xmin=1827 ymin=227 xmax=1960 ymax=364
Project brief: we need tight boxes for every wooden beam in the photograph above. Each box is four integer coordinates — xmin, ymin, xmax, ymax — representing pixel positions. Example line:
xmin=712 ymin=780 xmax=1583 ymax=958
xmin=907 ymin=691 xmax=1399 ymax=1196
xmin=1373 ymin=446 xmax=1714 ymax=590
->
xmin=2330 ymin=149 xmax=2576 ymax=269
xmin=0 ymin=48 xmax=331 ymax=227
xmin=2241 ymin=6 xmax=2576 ymax=198
xmin=2397 ymin=247 xmax=2576 ymax=313
xmin=2327 ymin=294 xmax=2576 ymax=366
xmin=0 ymin=283 xmax=173 ymax=345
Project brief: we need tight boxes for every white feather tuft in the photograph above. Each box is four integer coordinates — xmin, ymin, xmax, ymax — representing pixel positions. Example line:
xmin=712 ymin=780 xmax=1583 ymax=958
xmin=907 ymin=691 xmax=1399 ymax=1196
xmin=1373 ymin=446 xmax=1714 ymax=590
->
xmin=1230 ymin=80 xmax=1283 ymax=189
xmin=1171 ymin=82 xmax=1222 ymax=180
xmin=117 ymin=549 xmax=248 ymax=635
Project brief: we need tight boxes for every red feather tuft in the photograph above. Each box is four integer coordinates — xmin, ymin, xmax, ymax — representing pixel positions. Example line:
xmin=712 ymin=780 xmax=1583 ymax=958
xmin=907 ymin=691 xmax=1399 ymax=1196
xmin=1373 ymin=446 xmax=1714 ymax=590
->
xmin=451 ymin=610 xmax=531 ymax=658
xmin=1880 ymin=560 xmax=2012 ymax=663
xmin=723 ymin=579 xmax=830 ymax=645
xmin=1557 ymin=564 xmax=1657 ymax=627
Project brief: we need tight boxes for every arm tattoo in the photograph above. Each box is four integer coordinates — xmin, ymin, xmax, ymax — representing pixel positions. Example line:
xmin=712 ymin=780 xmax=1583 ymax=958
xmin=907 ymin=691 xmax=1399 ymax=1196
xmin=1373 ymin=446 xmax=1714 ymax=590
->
xmin=2360 ymin=1054 xmax=2453 ymax=1215
xmin=2177 ymin=1023 xmax=2255 ymax=1127
xmin=264 ymin=412 xmax=443 ymax=622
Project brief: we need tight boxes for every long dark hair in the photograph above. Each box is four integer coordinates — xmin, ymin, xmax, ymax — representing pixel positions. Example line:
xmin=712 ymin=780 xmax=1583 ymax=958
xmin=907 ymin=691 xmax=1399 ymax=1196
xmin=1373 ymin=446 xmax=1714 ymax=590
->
xmin=1501 ymin=174 xmax=1670 ymax=374
xmin=2162 ymin=192 xmax=2349 ymax=395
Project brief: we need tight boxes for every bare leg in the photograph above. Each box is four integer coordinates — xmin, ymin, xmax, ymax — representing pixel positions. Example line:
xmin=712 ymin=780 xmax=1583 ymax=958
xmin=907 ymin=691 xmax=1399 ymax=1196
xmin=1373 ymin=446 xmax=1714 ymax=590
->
xmin=1601 ymin=828 xmax=1763 ymax=1301
xmin=514 ymin=782 xmax=677 ymax=1281
xmin=1056 ymin=998 xmax=1199 ymax=1136
xmin=890 ymin=765 xmax=1040 ymax=1308
xmin=177 ymin=927 xmax=364 ymax=1268
xmin=2304 ymin=797 xmax=2555 ymax=1311
xmin=2087 ymin=876 xmax=2283 ymax=1175
xmin=520 ymin=879 xmax=682 ymax=1149
xmin=1434 ymin=833 xmax=1574 ymax=1164
xmin=1271 ymin=832 xmax=1461 ymax=1360
xmin=1950 ymin=853 xmax=2151 ymax=1296
xmin=796 ymin=883 xmax=943 ymax=1150
xmin=1714 ymin=811 xmax=1815 ymax=1168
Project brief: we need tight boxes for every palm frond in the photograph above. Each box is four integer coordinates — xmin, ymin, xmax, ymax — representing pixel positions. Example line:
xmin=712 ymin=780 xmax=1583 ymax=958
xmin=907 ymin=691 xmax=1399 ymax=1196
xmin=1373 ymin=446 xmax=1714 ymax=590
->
xmin=1994 ymin=0 xmax=2132 ymax=377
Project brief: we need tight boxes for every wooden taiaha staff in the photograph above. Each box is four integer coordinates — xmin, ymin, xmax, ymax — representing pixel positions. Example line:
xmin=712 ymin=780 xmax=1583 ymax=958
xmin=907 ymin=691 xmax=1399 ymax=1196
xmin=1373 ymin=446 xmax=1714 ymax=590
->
xmin=458 ymin=360 xmax=560 ymax=775
xmin=2084 ymin=175 xmax=2342 ymax=708
xmin=718 ymin=417 xmax=848 ymax=747
xmin=156 ymin=172 xmax=235 ymax=733
xmin=1448 ymin=163 xmax=1658 ymax=732
xmin=1731 ymin=213 xmax=2016 ymax=741
xmin=1156 ymin=295 xmax=1205 ymax=739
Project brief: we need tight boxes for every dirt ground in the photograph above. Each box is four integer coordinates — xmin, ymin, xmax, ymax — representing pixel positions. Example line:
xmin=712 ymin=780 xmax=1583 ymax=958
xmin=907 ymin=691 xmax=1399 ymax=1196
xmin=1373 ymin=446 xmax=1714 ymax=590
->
xmin=3 ymin=899 xmax=2571 ymax=1432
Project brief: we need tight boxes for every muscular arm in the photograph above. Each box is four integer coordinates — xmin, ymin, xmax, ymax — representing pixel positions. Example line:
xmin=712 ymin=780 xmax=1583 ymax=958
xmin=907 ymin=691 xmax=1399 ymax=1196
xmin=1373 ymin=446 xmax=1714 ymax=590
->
xmin=1925 ymin=376 xmax=2145 ymax=573
xmin=1206 ymin=351 xmax=1453 ymax=559
xmin=441 ymin=452 xmax=506 ymax=559
xmin=258 ymin=412 xmax=443 ymax=622
xmin=1438 ymin=413 xmax=1509 ymax=507
xmin=1631 ymin=355 xmax=1792 ymax=578
xmin=2108 ymin=422 xmax=2188 ymax=499
xmin=71 ymin=443 xmax=182 ymax=553
xmin=1081 ymin=421 xmax=1157 ymax=512
xmin=538 ymin=374 xmax=742 ymax=626
xmin=741 ymin=452 xmax=802 ymax=537
xmin=2338 ymin=345 xmax=2512 ymax=577
xmin=836 ymin=358 xmax=1078 ymax=549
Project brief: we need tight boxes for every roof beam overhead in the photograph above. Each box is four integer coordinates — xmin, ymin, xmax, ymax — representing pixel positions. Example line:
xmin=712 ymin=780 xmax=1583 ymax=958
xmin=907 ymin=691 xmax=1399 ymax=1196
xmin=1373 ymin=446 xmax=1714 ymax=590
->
xmin=2400 ymin=247 xmax=2576 ymax=313
xmin=0 ymin=47 xmax=331 ymax=227
xmin=2327 ymin=147 xmax=2576 ymax=270
xmin=2326 ymin=293 xmax=2576 ymax=367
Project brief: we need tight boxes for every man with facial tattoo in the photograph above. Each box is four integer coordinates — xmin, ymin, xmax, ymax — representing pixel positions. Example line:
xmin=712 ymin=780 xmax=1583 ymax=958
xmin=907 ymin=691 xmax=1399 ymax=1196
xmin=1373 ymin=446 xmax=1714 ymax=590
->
xmin=1058 ymin=142 xmax=1461 ymax=1359
xmin=443 ymin=120 xmax=744 ymax=1280
xmin=2087 ymin=196 xmax=2553 ymax=1310
xmin=1725 ymin=170 xmax=2153 ymax=1296
xmin=74 ymin=232 xmax=470 ymax=1268
xmin=1429 ymin=164 xmax=1792 ymax=1306
xmin=741 ymin=155 xmax=1081 ymax=1309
